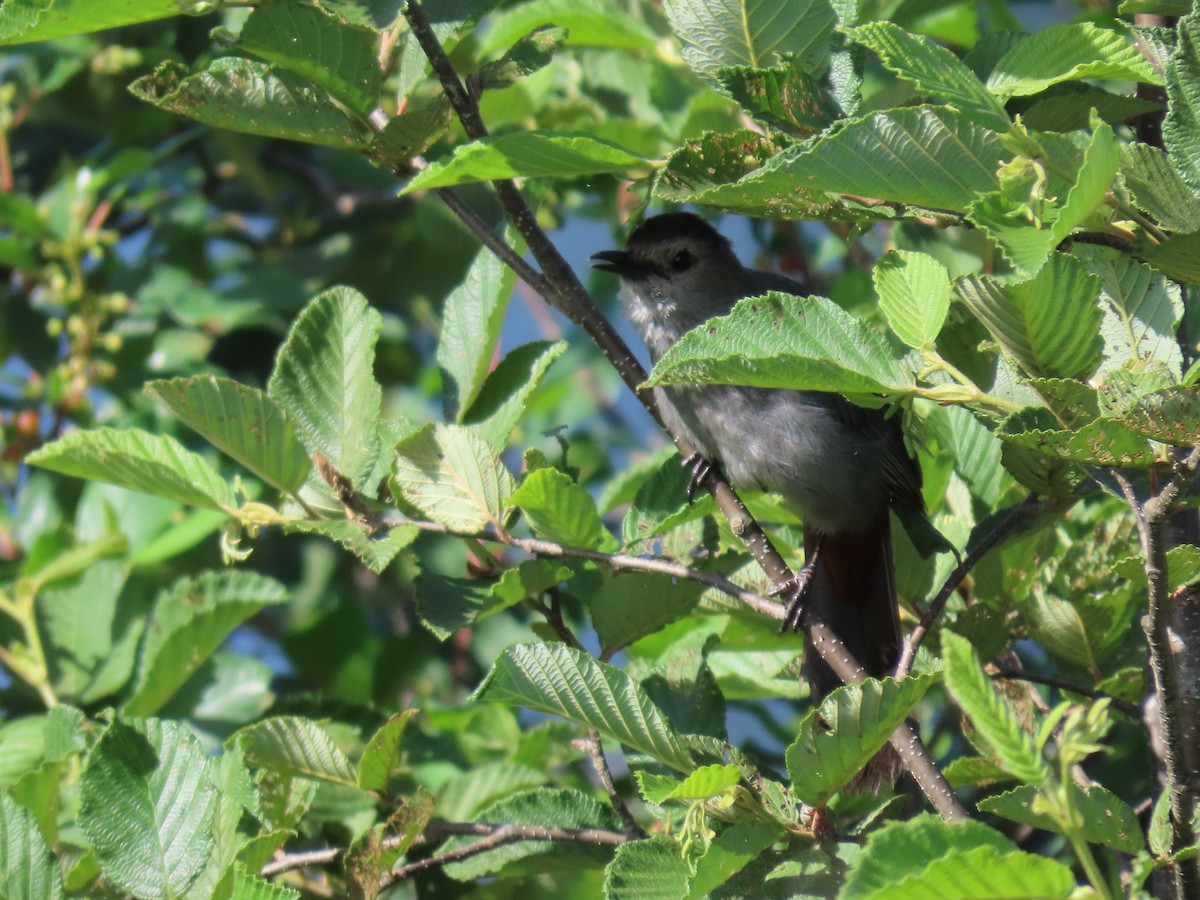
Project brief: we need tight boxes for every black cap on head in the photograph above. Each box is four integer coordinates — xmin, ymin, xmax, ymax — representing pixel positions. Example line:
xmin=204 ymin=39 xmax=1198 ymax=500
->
xmin=625 ymin=212 xmax=729 ymax=255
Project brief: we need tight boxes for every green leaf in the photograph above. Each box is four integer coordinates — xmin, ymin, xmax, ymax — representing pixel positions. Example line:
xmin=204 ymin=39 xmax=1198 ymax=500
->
xmin=280 ymin=518 xmax=417 ymax=574
xmin=1138 ymin=230 xmax=1200 ymax=283
xmin=434 ymin=763 xmax=547 ymax=821
xmin=146 ymin=377 xmax=312 ymax=495
xmin=786 ymin=675 xmax=937 ymax=806
xmin=358 ymin=710 xmax=419 ymax=791
xmin=716 ymin=60 xmax=840 ymax=136
xmin=129 ymin=60 xmax=373 ymax=151
xmin=852 ymin=22 xmax=1008 ymax=130
xmin=1026 ymin=591 xmax=1111 ymax=671
xmin=1083 ymin=248 xmax=1183 ymax=379
xmin=124 ymin=570 xmax=289 ymax=717
xmin=232 ymin=4 xmax=381 ymax=117
xmin=955 ymin=254 xmax=1102 ymax=380
xmin=604 ymin=835 xmax=691 ymax=900
xmin=621 ymin=454 xmax=716 ymax=545
xmin=479 ymin=24 xmax=567 ymax=89
xmin=438 ymin=238 xmax=520 ymax=421
xmin=873 ymin=250 xmax=952 ymax=348
xmin=842 ymin=813 xmax=1017 ymax=899
xmin=987 ymin=23 xmax=1163 ymax=98
xmin=268 ymin=286 xmax=383 ymax=490
xmin=941 ymin=632 xmax=1049 ymax=784
xmin=80 ymin=718 xmax=218 ymax=899
xmin=1165 ymin=8 xmax=1200 ymax=196
xmin=646 ymin=292 xmax=916 ymax=400
xmin=663 ymin=0 xmax=836 ymax=83
xmin=231 ymin=865 xmax=301 ymax=900
xmin=686 ymin=821 xmax=783 ymax=898
xmin=591 ymin=573 xmax=704 ymax=656
xmin=414 ymin=573 xmax=501 ymax=640
xmin=478 ymin=0 xmax=658 ymax=54
xmin=37 ymin=558 xmax=142 ymax=705
xmin=27 ymin=427 xmax=233 ymax=511
xmin=473 ymin=642 xmax=693 ymax=771
xmin=1021 ymin=85 xmax=1161 ymax=133
xmin=369 ymin=96 xmax=453 ymax=165
xmin=392 ymin=423 xmax=516 ymax=533
xmin=232 ymin=717 xmax=358 ymax=786
xmin=638 ymin=763 xmax=741 ymax=804
xmin=1117 ymin=386 xmax=1200 ymax=446
xmin=0 ymin=792 xmax=63 ymax=900
xmin=463 ymin=340 xmax=568 ymax=451
xmin=442 ymin=788 xmax=622 ymax=881
xmin=653 ymin=130 xmax=839 ymax=220
xmin=781 ymin=105 xmax=1005 ymax=213
xmin=968 ymin=123 xmax=1120 ymax=274
xmin=1119 ymin=143 xmax=1200 ymax=234
xmin=864 ymin=845 xmax=1074 ymax=899
xmin=997 ymin=407 xmax=1156 ymax=466
xmin=510 ymin=467 xmax=605 ymax=549
xmin=402 ymin=131 xmax=646 ymax=192
xmin=0 ymin=0 xmax=179 ymax=45
xmin=978 ymin=783 xmax=1143 ymax=853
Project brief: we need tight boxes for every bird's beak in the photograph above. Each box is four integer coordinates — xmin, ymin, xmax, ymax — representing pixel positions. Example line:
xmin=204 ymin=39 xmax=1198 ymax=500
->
xmin=590 ymin=250 xmax=654 ymax=279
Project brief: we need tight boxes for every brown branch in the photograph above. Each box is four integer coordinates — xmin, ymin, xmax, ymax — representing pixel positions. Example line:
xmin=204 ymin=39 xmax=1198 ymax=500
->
xmin=992 ymin=667 xmax=1139 ymax=719
xmin=378 ymin=513 xmax=787 ymax=621
xmin=584 ymin=728 xmax=645 ymax=837
xmin=896 ymin=495 xmax=1045 ymax=678
xmin=261 ymin=819 xmax=629 ymax=881
xmin=380 ymin=821 xmax=628 ymax=886
xmin=400 ymin=0 xmax=964 ymax=823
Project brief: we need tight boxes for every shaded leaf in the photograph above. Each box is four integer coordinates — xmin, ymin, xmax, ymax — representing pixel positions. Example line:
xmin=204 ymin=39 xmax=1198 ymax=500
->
xmin=281 ymin=518 xmax=417 ymax=574
xmin=474 ymin=643 xmax=693 ymax=771
xmin=463 ymin=340 xmax=568 ymax=451
xmin=1120 ymin=143 xmax=1200 ymax=234
xmin=942 ymin=633 xmax=1049 ymax=784
xmin=0 ymin=792 xmax=63 ymax=900
xmin=130 ymin=60 xmax=372 ymax=150
xmin=955 ymin=254 xmax=1102 ymax=380
xmin=786 ymin=675 xmax=937 ymax=806
xmin=716 ymin=59 xmax=840 ymax=136
xmin=604 ymin=835 xmax=691 ymax=900
xmin=125 ymin=570 xmax=288 ymax=717
xmin=1165 ymin=8 xmax=1200 ymax=195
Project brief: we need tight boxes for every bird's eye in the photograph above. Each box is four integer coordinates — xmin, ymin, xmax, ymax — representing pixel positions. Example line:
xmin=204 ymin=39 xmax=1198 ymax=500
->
xmin=670 ymin=249 xmax=694 ymax=272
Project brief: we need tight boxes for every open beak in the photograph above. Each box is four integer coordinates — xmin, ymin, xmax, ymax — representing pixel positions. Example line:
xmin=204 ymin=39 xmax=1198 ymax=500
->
xmin=590 ymin=250 xmax=655 ymax=279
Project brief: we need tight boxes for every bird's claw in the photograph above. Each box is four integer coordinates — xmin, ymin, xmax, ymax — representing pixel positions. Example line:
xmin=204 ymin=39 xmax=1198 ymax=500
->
xmin=774 ymin=538 xmax=823 ymax=633
xmin=683 ymin=452 xmax=716 ymax=502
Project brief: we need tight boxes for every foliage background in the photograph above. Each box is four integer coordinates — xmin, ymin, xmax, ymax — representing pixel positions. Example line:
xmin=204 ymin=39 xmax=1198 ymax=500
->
xmin=0 ymin=0 xmax=1198 ymax=897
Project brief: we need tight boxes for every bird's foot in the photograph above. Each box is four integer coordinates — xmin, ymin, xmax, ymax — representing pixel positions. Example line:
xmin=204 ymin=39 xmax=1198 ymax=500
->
xmin=682 ymin=452 xmax=716 ymax=502
xmin=773 ymin=538 xmax=823 ymax=633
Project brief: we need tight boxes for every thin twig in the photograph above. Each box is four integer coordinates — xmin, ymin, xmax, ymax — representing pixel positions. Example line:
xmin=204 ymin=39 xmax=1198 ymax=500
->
xmin=378 ymin=513 xmax=787 ymax=620
xmin=584 ymin=728 xmax=645 ymax=836
xmin=896 ymin=495 xmax=1044 ymax=678
xmin=993 ymin=667 xmax=1140 ymax=719
xmin=261 ymin=819 xmax=629 ymax=880
xmin=380 ymin=822 xmax=628 ymax=886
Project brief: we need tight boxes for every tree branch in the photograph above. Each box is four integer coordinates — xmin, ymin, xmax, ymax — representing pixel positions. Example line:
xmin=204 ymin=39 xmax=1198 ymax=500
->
xmin=992 ymin=667 xmax=1139 ymax=719
xmin=261 ymin=819 xmax=629 ymax=881
xmin=400 ymin=0 xmax=964 ymax=822
xmin=896 ymin=495 xmax=1045 ymax=678
xmin=1121 ymin=447 xmax=1200 ymax=899
xmin=583 ymin=728 xmax=645 ymax=837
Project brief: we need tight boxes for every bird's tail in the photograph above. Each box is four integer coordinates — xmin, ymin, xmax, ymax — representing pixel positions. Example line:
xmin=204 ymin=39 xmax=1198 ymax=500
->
xmin=802 ymin=509 xmax=904 ymax=791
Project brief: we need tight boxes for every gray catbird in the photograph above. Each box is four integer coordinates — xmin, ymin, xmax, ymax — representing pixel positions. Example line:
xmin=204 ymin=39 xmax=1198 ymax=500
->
xmin=592 ymin=212 xmax=923 ymax=729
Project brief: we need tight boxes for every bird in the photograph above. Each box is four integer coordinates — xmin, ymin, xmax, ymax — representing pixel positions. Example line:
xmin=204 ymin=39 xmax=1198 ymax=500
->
xmin=592 ymin=212 xmax=923 ymax=782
